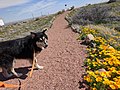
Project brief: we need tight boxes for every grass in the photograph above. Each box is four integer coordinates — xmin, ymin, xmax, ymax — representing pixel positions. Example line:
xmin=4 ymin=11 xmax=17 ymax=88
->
xmin=0 ymin=14 xmax=55 ymax=41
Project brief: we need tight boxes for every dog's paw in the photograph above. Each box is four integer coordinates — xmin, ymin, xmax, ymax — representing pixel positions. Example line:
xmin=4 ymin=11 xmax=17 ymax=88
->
xmin=37 ymin=66 xmax=44 ymax=69
xmin=35 ymin=64 xmax=44 ymax=69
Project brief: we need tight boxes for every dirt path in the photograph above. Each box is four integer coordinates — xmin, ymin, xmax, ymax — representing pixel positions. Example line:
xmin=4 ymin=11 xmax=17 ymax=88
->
xmin=1 ymin=12 xmax=87 ymax=90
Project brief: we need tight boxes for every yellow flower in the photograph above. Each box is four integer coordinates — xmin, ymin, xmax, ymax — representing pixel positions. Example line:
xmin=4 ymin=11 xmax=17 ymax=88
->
xmin=100 ymin=72 xmax=107 ymax=77
xmin=103 ymin=62 xmax=107 ymax=65
xmin=108 ymin=61 xmax=113 ymax=66
xmin=109 ymin=85 xmax=116 ymax=89
xmin=116 ymin=71 xmax=120 ymax=75
xmin=100 ymin=71 xmax=111 ymax=78
xmin=108 ymin=67 xmax=116 ymax=73
xmin=117 ymin=76 xmax=120 ymax=79
xmin=92 ymin=88 xmax=97 ymax=90
xmin=99 ymin=52 xmax=102 ymax=55
xmin=87 ymin=71 xmax=96 ymax=78
xmin=109 ymin=82 xmax=119 ymax=89
xmin=103 ymin=78 xmax=110 ymax=85
xmin=96 ymin=76 xmax=102 ymax=82
xmin=94 ymin=83 xmax=96 ymax=86
xmin=114 ymin=82 xmax=119 ymax=89
xmin=113 ymin=78 xmax=118 ymax=82
xmin=91 ymin=54 xmax=95 ymax=57
xmin=95 ymin=71 xmax=99 ymax=74
xmin=103 ymin=45 xmax=109 ymax=50
xmin=92 ymin=62 xmax=97 ymax=67
xmin=84 ymin=75 xmax=92 ymax=82
xmin=115 ymin=60 xmax=120 ymax=65
xmin=87 ymin=59 xmax=91 ymax=62
xmin=117 ymin=84 xmax=120 ymax=88
xmin=96 ymin=59 xmax=101 ymax=64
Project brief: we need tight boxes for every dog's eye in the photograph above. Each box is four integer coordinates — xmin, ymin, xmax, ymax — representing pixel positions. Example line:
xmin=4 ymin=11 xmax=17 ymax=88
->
xmin=39 ymin=38 xmax=43 ymax=42
xmin=40 ymin=38 xmax=42 ymax=41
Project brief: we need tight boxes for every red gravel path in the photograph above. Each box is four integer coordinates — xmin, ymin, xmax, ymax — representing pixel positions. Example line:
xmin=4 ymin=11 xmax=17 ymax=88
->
xmin=0 ymin=12 xmax=87 ymax=90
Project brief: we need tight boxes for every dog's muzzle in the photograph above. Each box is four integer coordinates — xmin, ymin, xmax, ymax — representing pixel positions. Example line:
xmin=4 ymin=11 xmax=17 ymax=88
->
xmin=36 ymin=40 xmax=48 ymax=50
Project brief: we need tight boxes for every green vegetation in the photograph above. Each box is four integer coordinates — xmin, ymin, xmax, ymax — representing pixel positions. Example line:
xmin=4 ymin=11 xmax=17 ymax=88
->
xmin=80 ymin=25 xmax=120 ymax=50
xmin=84 ymin=35 xmax=120 ymax=90
xmin=0 ymin=14 xmax=55 ymax=41
xmin=68 ymin=1 xmax=120 ymax=28
xmin=67 ymin=1 xmax=120 ymax=50
xmin=66 ymin=1 xmax=120 ymax=90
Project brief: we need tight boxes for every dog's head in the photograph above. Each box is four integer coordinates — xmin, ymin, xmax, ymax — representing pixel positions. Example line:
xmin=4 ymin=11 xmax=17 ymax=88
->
xmin=31 ymin=29 xmax=48 ymax=50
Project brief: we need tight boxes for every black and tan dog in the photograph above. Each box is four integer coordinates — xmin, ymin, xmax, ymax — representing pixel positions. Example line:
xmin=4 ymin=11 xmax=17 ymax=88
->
xmin=0 ymin=29 xmax=48 ymax=78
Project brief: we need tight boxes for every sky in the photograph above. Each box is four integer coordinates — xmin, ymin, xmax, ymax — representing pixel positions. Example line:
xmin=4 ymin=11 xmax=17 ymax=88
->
xmin=0 ymin=0 xmax=109 ymax=24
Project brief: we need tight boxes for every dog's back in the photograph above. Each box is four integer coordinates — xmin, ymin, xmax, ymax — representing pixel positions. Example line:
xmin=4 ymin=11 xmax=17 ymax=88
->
xmin=0 ymin=36 xmax=37 ymax=59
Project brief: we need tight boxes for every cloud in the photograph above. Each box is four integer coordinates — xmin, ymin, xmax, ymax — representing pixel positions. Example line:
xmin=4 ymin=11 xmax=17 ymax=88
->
xmin=0 ymin=0 xmax=30 ymax=9
xmin=18 ymin=0 xmax=57 ymax=15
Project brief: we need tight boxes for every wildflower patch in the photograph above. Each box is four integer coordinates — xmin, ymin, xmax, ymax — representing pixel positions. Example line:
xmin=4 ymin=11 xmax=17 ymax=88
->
xmin=80 ymin=27 xmax=120 ymax=90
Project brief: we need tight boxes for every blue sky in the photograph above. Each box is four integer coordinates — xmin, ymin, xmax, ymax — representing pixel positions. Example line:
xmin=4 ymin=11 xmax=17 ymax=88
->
xmin=0 ymin=0 xmax=109 ymax=23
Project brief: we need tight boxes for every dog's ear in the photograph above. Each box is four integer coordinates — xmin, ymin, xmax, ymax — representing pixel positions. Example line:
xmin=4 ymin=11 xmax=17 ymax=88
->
xmin=30 ymin=32 xmax=36 ymax=38
xmin=42 ymin=29 xmax=47 ymax=33
xmin=42 ymin=29 xmax=48 ymax=39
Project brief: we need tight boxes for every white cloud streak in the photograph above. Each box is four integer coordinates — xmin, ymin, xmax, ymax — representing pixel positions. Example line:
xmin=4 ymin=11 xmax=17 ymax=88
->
xmin=0 ymin=0 xmax=30 ymax=9
xmin=18 ymin=0 xmax=57 ymax=15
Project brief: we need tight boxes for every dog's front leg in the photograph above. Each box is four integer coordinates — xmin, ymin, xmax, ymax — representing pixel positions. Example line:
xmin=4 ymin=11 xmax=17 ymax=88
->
xmin=11 ymin=67 xmax=23 ymax=77
xmin=34 ymin=57 xmax=43 ymax=69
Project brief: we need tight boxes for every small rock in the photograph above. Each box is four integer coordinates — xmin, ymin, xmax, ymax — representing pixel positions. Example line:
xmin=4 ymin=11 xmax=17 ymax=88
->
xmin=84 ymin=34 xmax=94 ymax=43
xmin=71 ymin=24 xmax=81 ymax=33
xmin=83 ymin=34 xmax=95 ymax=47
xmin=98 ymin=68 xmax=106 ymax=72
